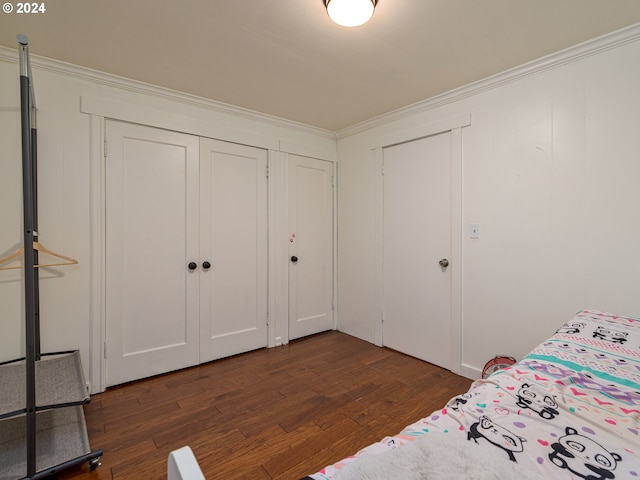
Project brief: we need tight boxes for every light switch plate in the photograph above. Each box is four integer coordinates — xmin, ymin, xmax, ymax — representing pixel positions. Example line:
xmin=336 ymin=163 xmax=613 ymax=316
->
xmin=470 ymin=223 xmax=480 ymax=239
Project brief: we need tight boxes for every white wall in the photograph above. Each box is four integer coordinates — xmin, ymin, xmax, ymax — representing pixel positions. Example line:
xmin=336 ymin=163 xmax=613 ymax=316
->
xmin=336 ymin=28 xmax=640 ymax=377
xmin=0 ymin=47 xmax=336 ymax=391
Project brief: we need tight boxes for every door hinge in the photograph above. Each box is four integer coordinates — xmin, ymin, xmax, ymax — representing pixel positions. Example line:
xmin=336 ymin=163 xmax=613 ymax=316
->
xmin=103 ymin=340 xmax=108 ymax=359
xmin=331 ymin=175 xmax=335 ymax=187
xmin=266 ymin=165 xmax=269 ymax=178
xmin=104 ymin=139 xmax=108 ymax=158
xmin=381 ymin=310 xmax=385 ymax=323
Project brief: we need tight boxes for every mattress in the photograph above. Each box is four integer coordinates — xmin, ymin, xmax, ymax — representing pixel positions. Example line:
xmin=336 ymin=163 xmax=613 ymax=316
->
xmin=305 ymin=310 xmax=640 ymax=480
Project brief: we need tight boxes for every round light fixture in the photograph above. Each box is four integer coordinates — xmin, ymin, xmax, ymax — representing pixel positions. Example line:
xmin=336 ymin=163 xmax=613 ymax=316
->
xmin=325 ymin=0 xmax=376 ymax=27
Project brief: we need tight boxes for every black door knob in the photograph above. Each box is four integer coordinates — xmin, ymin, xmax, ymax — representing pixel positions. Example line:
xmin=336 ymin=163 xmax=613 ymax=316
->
xmin=291 ymin=256 xmax=298 ymax=263
xmin=202 ymin=261 xmax=211 ymax=269
xmin=188 ymin=262 xmax=197 ymax=270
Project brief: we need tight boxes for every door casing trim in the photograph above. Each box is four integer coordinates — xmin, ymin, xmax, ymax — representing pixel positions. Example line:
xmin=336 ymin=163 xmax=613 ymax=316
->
xmin=371 ymin=114 xmax=470 ymax=374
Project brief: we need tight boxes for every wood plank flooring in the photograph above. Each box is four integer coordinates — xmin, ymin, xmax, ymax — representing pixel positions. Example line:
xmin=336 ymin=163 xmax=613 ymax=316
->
xmin=58 ymin=331 xmax=473 ymax=480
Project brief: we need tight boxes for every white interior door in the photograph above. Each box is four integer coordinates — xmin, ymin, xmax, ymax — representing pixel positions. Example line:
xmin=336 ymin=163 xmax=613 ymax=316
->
xmin=199 ymin=138 xmax=268 ymax=363
xmin=105 ymin=121 xmax=200 ymax=386
xmin=383 ymin=132 xmax=453 ymax=369
xmin=288 ymin=155 xmax=334 ymax=340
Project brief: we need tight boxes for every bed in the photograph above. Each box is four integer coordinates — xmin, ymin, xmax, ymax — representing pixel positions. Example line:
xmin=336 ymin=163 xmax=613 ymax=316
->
xmin=303 ymin=310 xmax=640 ymax=480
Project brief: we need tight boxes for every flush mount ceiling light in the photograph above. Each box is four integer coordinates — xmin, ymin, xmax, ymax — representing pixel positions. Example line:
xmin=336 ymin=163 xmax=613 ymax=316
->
xmin=325 ymin=0 xmax=377 ymax=27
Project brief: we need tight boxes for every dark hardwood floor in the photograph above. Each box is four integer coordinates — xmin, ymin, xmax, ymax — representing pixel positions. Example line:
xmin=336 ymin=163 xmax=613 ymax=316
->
xmin=59 ymin=331 xmax=473 ymax=480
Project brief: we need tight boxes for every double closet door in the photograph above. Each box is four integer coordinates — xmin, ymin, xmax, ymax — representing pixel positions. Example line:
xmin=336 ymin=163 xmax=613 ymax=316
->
xmin=105 ymin=121 xmax=267 ymax=387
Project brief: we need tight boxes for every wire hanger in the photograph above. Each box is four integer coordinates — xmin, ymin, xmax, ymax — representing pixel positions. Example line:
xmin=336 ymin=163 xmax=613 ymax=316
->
xmin=0 ymin=241 xmax=78 ymax=271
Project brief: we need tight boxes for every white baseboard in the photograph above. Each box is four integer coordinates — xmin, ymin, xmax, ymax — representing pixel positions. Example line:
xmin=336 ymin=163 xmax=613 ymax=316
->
xmin=459 ymin=364 xmax=482 ymax=381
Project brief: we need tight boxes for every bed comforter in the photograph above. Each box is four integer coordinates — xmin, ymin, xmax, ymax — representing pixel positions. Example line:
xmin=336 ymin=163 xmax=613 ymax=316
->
xmin=307 ymin=310 xmax=640 ymax=480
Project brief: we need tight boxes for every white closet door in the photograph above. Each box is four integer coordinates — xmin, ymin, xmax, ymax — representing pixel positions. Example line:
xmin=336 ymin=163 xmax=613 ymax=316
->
xmin=288 ymin=155 xmax=334 ymax=340
xmin=383 ymin=132 xmax=453 ymax=369
xmin=199 ymin=138 xmax=268 ymax=363
xmin=105 ymin=121 xmax=200 ymax=386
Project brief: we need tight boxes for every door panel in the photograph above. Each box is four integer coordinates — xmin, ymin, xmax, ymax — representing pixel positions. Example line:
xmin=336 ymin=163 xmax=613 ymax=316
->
xmin=288 ymin=155 xmax=334 ymax=340
xmin=199 ymin=138 xmax=268 ymax=362
xmin=383 ymin=132 xmax=452 ymax=369
xmin=106 ymin=121 xmax=200 ymax=386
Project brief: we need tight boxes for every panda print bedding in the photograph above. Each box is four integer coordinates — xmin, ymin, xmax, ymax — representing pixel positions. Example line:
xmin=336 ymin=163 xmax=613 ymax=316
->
xmin=305 ymin=310 xmax=640 ymax=480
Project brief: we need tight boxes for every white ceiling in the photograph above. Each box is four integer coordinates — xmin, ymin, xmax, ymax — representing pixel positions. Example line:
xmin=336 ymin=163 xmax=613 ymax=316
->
xmin=2 ymin=1 xmax=640 ymax=131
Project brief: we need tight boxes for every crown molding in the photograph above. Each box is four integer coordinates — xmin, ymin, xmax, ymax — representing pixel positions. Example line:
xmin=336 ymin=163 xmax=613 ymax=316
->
xmin=0 ymin=45 xmax=335 ymax=140
xmin=336 ymin=22 xmax=640 ymax=139
xmin=2 ymin=21 xmax=639 ymax=140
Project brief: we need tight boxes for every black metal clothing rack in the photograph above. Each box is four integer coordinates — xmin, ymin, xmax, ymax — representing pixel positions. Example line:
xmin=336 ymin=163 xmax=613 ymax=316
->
xmin=0 ymin=35 xmax=102 ymax=480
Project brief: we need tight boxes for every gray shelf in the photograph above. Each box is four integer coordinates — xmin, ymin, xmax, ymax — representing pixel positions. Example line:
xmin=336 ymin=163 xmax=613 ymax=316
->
xmin=0 ymin=407 xmax=91 ymax=480
xmin=0 ymin=351 xmax=89 ymax=420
